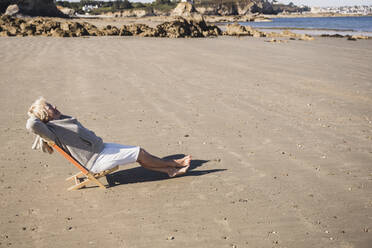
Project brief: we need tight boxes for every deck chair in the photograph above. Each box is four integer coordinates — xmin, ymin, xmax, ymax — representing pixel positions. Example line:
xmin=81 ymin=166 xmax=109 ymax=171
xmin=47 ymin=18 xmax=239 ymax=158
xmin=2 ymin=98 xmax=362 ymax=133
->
xmin=51 ymin=143 xmax=119 ymax=191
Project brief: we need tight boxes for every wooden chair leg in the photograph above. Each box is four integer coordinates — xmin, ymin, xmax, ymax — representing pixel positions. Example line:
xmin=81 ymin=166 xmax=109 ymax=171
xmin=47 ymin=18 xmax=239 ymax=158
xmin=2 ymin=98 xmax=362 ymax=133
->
xmin=66 ymin=166 xmax=120 ymax=191
xmin=87 ymin=173 xmax=106 ymax=189
xmin=68 ymin=178 xmax=90 ymax=191
xmin=66 ymin=172 xmax=84 ymax=181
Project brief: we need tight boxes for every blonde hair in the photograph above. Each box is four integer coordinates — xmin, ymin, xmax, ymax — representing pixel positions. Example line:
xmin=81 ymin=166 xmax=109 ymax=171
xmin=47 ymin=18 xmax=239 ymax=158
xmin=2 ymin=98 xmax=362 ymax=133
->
xmin=28 ymin=97 xmax=50 ymax=122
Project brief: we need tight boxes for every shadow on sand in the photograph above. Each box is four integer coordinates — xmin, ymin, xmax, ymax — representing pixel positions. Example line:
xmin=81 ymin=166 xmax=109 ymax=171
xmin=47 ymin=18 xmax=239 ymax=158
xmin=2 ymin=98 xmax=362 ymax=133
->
xmin=105 ymin=154 xmax=226 ymax=188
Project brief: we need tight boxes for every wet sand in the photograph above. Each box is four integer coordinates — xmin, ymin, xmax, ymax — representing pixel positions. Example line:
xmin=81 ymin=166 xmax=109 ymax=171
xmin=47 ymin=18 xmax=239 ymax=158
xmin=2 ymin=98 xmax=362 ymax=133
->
xmin=0 ymin=36 xmax=371 ymax=248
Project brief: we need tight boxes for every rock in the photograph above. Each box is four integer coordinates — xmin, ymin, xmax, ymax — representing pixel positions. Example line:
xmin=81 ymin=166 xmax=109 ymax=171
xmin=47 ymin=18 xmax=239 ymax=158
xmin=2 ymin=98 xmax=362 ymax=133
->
xmin=2 ymin=0 xmax=66 ymax=17
xmin=321 ymin=34 xmax=344 ymax=38
xmin=121 ymin=24 xmax=153 ymax=36
xmin=156 ymin=17 xmax=220 ymax=38
xmin=57 ymin=6 xmax=75 ymax=16
xmin=6 ymin=25 xmax=18 ymax=36
xmin=254 ymin=15 xmax=272 ymax=22
xmin=61 ymin=22 xmax=89 ymax=37
xmin=83 ymin=22 xmax=103 ymax=36
xmin=238 ymin=15 xmax=256 ymax=22
xmin=138 ymin=28 xmax=157 ymax=37
xmin=111 ymin=9 xmax=154 ymax=18
xmin=280 ymin=30 xmax=297 ymax=38
xmin=351 ymin=35 xmax=369 ymax=40
xmin=102 ymin=25 xmax=120 ymax=36
xmin=172 ymin=2 xmax=197 ymax=17
xmin=299 ymin=34 xmax=314 ymax=41
xmin=278 ymin=30 xmax=314 ymax=40
xmin=50 ymin=28 xmax=68 ymax=37
xmin=0 ymin=30 xmax=10 ymax=36
xmin=5 ymin=4 xmax=19 ymax=16
xmin=134 ymin=9 xmax=154 ymax=18
xmin=265 ymin=32 xmax=281 ymax=38
xmin=225 ymin=23 xmax=251 ymax=36
xmin=0 ymin=15 xmax=219 ymax=38
xmin=19 ymin=22 xmax=35 ymax=34
xmin=195 ymin=0 xmax=274 ymax=15
xmin=119 ymin=26 xmax=133 ymax=36
xmin=224 ymin=23 xmax=265 ymax=37
xmin=252 ymin=29 xmax=266 ymax=37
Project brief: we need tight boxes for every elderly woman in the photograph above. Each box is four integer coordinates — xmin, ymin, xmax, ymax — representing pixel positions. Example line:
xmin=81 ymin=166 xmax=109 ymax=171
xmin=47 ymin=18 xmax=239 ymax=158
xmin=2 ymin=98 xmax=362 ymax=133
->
xmin=26 ymin=97 xmax=191 ymax=177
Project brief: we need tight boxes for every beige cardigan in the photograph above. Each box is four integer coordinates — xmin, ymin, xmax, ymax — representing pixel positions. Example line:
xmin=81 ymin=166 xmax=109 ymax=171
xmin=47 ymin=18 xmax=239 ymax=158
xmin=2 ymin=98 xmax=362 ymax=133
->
xmin=26 ymin=115 xmax=104 ymax=170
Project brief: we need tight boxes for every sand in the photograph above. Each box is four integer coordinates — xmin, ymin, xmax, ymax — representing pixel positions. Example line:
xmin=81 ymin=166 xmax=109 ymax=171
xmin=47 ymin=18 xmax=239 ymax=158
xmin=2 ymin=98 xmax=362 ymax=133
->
xmin=0 ymin=36 xmax=371 ymax=248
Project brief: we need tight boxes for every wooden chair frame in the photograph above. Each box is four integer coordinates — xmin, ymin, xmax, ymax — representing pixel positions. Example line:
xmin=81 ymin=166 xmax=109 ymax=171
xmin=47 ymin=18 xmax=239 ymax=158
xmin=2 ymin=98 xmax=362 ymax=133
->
xmin=52 ymin=144 xmax=118 ymax=191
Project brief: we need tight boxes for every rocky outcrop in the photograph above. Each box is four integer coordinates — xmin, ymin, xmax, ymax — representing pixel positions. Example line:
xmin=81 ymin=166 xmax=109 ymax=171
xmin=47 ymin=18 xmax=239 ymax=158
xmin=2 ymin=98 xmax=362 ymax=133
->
xmin=0 ymin=15 xmax=316 ymax=41
xmin=204 ymin=14 xmax=271 ymax=23
xmin=0 ymin=15 xmax=221 ymax=38
xmin=0 ymin=15 xmax=96 ymax=37
xmin=1 ymin=0 xmax=65 ymax=17
xmin=275 ymin=30 xmax=314 ymax=40
xmin=320 ymin=33 xmax=370 ymax=40
xmin=156 ymin=17 xmax=221 ymax=38
xmin=224 ymin=22 xmax=265 ymax=37
xmin=105 ymin=8 xmax=154 ymax=18
xmin=171 ymin=2 xmax=197 ymax=17
xmin=195 ymin=0 xmax=274 ymax=15
xmin=224 ymin=22 xmax=314 ymax=40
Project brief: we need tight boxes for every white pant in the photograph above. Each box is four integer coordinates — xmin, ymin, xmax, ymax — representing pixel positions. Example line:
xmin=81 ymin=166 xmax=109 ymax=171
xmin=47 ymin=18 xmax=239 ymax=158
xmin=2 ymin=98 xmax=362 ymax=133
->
xmin=90 ymin=143 xmax=140 ymax=173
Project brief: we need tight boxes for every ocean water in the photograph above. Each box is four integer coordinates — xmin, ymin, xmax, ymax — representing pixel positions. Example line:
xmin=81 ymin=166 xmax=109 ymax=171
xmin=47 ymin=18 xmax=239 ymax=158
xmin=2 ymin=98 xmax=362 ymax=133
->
xmin=239 ymin=16 xmax=372 ymax=36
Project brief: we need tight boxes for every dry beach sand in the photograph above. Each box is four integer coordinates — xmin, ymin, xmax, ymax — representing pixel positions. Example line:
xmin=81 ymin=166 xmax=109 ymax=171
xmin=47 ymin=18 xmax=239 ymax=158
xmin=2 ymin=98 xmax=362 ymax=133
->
xmin=0 ymin=36 xmax=371 ymax=248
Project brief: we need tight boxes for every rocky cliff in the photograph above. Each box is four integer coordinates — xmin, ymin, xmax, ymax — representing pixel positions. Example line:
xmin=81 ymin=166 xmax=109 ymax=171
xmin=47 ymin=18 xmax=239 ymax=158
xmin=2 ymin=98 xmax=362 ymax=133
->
xmin=195 ymin=0 xmax=274 ymax=15
xmin=1 ymin=0 xmax=65 ymax=17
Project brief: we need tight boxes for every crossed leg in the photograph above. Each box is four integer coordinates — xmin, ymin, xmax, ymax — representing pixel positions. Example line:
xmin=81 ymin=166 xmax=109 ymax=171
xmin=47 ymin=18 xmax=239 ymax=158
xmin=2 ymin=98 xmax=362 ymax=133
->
xmin=136 ymin=148 xmax=191 ymax=177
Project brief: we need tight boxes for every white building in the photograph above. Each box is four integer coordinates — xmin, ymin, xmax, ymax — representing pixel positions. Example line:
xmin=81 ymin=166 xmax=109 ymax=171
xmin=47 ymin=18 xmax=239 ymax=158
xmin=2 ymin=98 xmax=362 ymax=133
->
xmin=82 ymin=5 xmax=98 ymax=12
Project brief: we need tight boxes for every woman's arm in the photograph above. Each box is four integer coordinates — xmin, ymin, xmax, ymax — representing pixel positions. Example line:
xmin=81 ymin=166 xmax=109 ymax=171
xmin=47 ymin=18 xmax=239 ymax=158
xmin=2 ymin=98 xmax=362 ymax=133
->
xmin=26 ymin=117 xmax=57 ymax=142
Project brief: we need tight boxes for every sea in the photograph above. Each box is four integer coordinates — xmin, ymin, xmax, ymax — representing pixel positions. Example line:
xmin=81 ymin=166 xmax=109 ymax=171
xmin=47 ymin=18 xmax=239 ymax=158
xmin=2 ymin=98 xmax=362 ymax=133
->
xmin=238 ymin=16 xmax=372 ymax=36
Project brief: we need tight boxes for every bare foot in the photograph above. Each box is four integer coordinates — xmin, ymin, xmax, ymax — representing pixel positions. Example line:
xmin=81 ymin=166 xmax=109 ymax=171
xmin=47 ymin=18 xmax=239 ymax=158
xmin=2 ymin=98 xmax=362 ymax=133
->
xmin=174 ymin=155 xmax=191 ymax=167
xmin=168 ymin=164 xmax=190 ymax=178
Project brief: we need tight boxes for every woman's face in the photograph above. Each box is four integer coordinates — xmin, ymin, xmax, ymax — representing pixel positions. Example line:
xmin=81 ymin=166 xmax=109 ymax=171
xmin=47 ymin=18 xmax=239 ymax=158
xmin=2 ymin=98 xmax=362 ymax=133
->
xmin=45 ymin=103 xmax=61 ymax=120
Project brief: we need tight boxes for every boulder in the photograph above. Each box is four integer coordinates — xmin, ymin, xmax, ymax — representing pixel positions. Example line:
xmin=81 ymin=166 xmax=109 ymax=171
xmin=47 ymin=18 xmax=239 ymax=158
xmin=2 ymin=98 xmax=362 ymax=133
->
xmin=195 ymin=6 xmax=218 ymax=15
xmin=50 ymin=28 xmax=69 ymax=37
xmin=102 ymin=25 xmax=120 ymax=36
xmin=121 ymin=24 xmax=154 ymax=36
xmin=225 ymin=23 xmax=252 ymax=36
xmin=280 ymin=30 xmax=314 ymax=40
xmin=321 ymin=34 xmax=344 ymax=38
xmin=350 ymin=35 xmax=369 ymax=40
xmin=57 ymin=6 xmax=75 ymax=16
xmin=299 ymin=34 xmax=314 ymax=41
xmin=280 ymin=30 xmax=297 ymax=38
xmin=0 ymin=30 xmax=11 ymax=36
xmin=1 ymin=0 xmax=65 ymax=17
xmin=5 ymin=4 xmax=19 ymax=16
xmin=156 ymin=17 xmax=220 ymax=38
xmin=82 ymin=22 xmax=103 ymax=36
xmin=347 ymin=36 xmax=357 ymax=41
xmin=172 ymin=2 xmax=197 ymax=17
